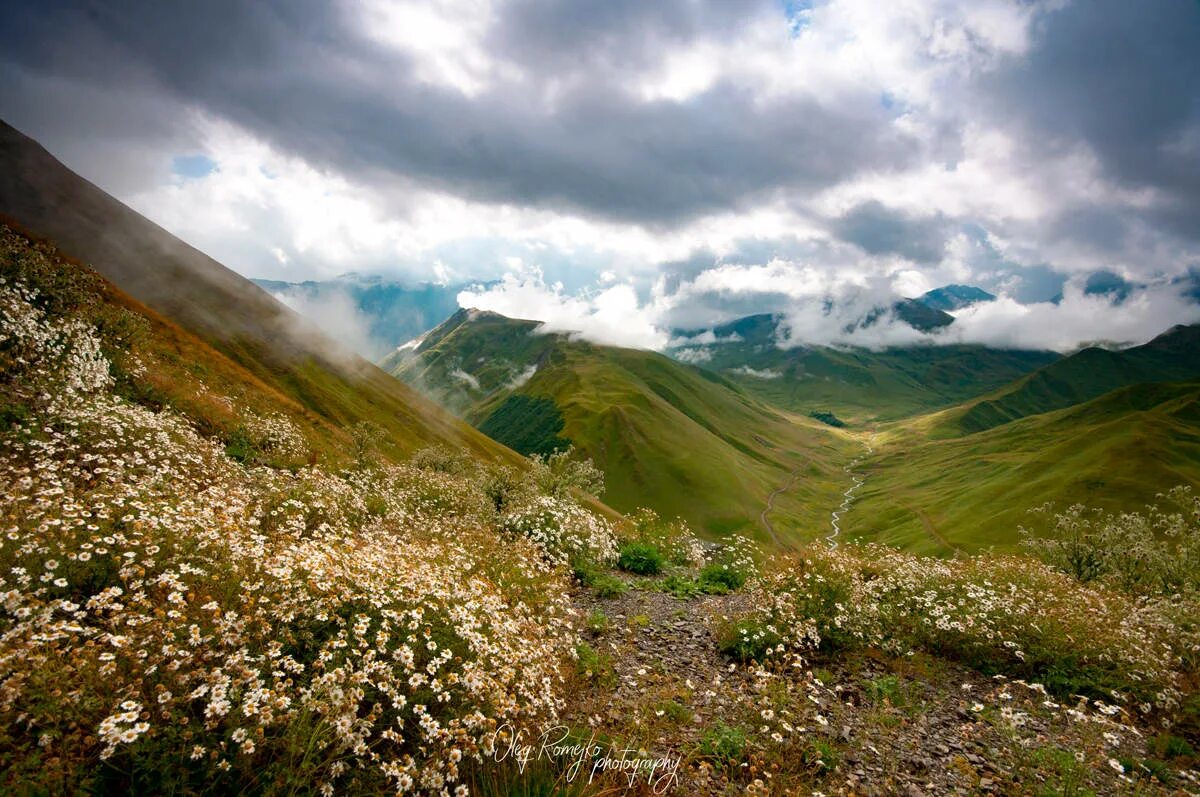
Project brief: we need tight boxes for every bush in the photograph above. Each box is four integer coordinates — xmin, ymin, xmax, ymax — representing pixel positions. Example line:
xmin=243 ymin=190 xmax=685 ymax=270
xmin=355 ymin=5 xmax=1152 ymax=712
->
xmin=592 ymin=574 xmax=628 ymax=599
xmin=697 ymin=723 xmax=746 ymax=766
xmin=1020 ymin=487 xmax=1200 ymax=596
xmin=617 ymin=542 xmax=665 ymax=575
xmin=741 ymin=544 xmax=1200 ymax=711
xmin=529 ymin=446 xmax=605 ymax=498
xmin=698 ymin=562 xmax=747 ymax=593
xmin=574 ymin=641 xmax=616 ymax=686
xmin=717 ymin=619 xmax=782 ymax=664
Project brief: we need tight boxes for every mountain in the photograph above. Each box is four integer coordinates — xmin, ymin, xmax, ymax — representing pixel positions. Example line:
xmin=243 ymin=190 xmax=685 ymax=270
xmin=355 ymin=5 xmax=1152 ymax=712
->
xmin=945 ymin=324 xmax=1200 ymax=435
xmin=252 ymin=276 xmax=466 ymax=359
xmin=917 ymin=284 xmax=996 ymax=312
xmin=0 ymin=119 xmax=512 ymax=463
xmin=669 ymin=313 xmax=1060 ymax=422
xmin=386 ymin=309 xmax=852 ymax=541
xmin=847 ymin=378 xmax=1200 ymax=554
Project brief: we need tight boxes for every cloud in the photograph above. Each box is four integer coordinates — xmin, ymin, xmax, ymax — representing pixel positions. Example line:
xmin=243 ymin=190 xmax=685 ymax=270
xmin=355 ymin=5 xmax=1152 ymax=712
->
xmin=729 ymin=366 xmax=781 ymax=379
xmin=269 ymin=286 xmax=381 ymax=357
xmin=0 ymin=0 xmax=1197 ymax=353
xmin=457 ymin=270 xmax=670 ymax=350
xmin=830 ymin=201 xmax=950 ymax=264
xmin=947 ymin=282 xmax=1200 ymax=351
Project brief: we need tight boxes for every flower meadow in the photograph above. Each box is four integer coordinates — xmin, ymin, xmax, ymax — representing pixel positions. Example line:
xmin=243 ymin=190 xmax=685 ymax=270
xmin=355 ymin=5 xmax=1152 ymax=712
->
xmin=736 ymin=544 xmax=1200 ymax=720
xmin=0 ymin=234 xmax=625 ymax=793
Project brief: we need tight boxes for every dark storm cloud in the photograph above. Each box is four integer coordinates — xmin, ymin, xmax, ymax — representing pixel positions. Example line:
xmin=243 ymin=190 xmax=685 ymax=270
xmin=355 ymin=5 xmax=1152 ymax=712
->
xmin=489 ymin=0 xmax=768 ymax=74
xmin=983 ymin=0 xmax=1200 ymax=238
xmin=830 ymin=201 xmax=950 ymax=264
xmin=0 ymin=0 xmax=919 ymax=225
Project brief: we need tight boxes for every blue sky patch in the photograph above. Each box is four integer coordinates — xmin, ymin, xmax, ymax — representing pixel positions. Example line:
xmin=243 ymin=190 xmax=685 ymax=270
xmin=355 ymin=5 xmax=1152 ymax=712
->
xmin=171 ymin=153 xmax=217 ymax=179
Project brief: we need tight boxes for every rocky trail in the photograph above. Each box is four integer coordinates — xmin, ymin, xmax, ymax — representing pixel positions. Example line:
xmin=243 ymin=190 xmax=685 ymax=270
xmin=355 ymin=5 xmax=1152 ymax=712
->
xmin=559 ymin=578 xmax=1195 ymax=795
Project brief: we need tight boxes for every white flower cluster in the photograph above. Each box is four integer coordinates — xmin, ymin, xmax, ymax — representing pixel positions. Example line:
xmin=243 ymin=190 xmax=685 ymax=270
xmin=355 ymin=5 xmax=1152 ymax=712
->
xmin=0 ymin=278 xmax=112 ymax=401
xmin=0 ymin=275 xmax=591 ymax=793
xmin=501 ymin=495 xmax=620 ymax=567
xmin=745 ymin=545 xmax=1198 ymax=714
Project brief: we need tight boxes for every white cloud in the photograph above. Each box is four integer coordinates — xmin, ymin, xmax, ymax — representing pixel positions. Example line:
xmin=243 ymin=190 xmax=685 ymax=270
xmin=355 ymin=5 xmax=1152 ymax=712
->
xmin=270 ymin=287 xmax=380 ymax=357
xmin=457 ymin=270 xmax=670 ymax=350
xmin=729 ymin=366 xmax=782 ymax=379
xmin=948 ymin=283 xmax=1200 ymax=351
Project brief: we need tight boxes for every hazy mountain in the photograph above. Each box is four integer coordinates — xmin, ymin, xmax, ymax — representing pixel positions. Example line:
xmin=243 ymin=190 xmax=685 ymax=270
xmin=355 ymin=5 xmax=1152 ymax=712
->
xmin=669 ymin=313 xmax=1060 ymax=422
xmin=252 ymin=276 xmax=469 ymax=359
xmin=916 ymin=284 xmax=996 ymax=312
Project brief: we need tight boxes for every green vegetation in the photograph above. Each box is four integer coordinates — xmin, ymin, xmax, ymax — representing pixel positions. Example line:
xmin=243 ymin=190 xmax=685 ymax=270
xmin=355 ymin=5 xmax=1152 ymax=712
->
xmin=949 ymin=324 xmax=1200 ymax=434
xmin=848 ymin=379 xmax=1200 ymax=553
xmin=697 ymin=723 xmax=747 ymax=766
xmin=389 ymin=310 xmax=854 ymax=541
xmin=478 ymin=394 xmax=571 ymax=456
xmin=617 ymin=541 xmax=666 ymax=575
xmin=669 ymin=313 xmax=1060 ymax=423
xmin=809 ymin=410 xmax=846 ymax=427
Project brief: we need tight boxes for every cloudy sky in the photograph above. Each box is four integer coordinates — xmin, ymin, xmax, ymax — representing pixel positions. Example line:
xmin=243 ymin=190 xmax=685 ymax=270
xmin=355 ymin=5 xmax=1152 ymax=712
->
xmin=2 ymin=0 xmax=1199 ymax=351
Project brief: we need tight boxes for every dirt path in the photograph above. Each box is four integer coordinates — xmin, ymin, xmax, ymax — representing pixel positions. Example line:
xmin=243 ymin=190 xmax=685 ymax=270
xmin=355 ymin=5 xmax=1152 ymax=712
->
xmin=759 ymin=468 xmax=801 ymax=548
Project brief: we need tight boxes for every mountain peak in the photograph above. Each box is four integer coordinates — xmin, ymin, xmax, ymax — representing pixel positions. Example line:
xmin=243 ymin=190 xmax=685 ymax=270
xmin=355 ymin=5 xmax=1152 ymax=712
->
xmin=917 ymin=284 xmax=996 ymax=312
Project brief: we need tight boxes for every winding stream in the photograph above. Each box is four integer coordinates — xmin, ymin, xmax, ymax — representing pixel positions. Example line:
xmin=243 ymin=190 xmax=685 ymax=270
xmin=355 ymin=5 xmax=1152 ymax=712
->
xmin=827 ymin=435 xmax=875 ymax=549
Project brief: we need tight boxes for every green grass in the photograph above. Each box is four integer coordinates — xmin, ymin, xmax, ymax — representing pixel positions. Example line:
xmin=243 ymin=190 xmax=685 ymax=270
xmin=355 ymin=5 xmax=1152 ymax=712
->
xmin=947 ymin=325 xmax=1200 ymax=435
xmin=477 ymin=394 xmax=570 ymax=456
xmin=389 ymin=311 xmax=855 ymax=542
xmin=846 ymin=379 xmax=1200 ymax=553
xmin=670 ymin=314 xmax=1060 ymax=424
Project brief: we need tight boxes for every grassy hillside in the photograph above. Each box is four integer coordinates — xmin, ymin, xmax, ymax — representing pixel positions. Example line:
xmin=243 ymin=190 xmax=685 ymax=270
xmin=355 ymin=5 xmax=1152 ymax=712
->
xmin=845 ymin=379 xmax=1200 ymax=554
xmin=388 ymin=310 xmax=854 ymax=542
xmin=944 ymin=324 xmax=1200 ymax=434
xmin=671 ymin=314 xmax=1060 ymax=422
xmin=0 ymin=120 xmax=511 ymax=463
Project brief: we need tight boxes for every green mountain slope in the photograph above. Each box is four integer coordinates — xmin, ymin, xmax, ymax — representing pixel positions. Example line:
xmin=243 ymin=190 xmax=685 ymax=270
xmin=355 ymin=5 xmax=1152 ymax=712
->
xmin=946 ymin=324 xmax=1200 ymax=435
xmin=387 ymin=310 xmax=853 ymax=541
xmin=845 ymin=379 xmax=1200 ymax=554
xmin=0 ymin=119 xmax=511 ymax=463
xmin=670 ymin=314 xmax=1060 ymax=422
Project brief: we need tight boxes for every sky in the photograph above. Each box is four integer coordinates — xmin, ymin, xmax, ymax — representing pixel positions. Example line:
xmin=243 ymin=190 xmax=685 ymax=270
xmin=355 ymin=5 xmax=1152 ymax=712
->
xmin=1 ymin=0 xmax=1199 ymax=352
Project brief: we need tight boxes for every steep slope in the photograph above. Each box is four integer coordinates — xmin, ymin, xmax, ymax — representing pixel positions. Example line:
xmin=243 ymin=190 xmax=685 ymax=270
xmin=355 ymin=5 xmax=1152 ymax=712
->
xmin=387 ymin=310 xmax=852 ymax=541
xmin=946 ymin=324 xmax=1200 ymax=435
xmin=0 ymin=119 xmax=509 ymax=462
xmin=670 ymin=313 xmax=1060 ymax=422
xmin=846 ymin=379 xmax=1200 ymax=554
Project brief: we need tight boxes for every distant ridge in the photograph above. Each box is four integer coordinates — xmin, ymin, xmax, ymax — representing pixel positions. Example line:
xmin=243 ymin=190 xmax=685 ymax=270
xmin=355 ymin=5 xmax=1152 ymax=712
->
xmin=951 ymin=323 xmax=1200 ymax=434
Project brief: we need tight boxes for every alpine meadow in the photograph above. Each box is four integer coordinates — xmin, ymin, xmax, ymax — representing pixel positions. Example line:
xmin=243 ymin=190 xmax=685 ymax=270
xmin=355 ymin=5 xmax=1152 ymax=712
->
xmin=2 ymin=1 xmax=1200 ymax=795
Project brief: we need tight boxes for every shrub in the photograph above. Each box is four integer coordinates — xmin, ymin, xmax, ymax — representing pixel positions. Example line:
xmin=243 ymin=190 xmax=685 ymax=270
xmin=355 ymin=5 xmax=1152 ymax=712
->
xmin=1020 ymin=488 xmax=1200 ymax=597
xmin=617 ymin=542 xmax=665 ymax=575
xmin=592 ymin=574 xmax=628 ymax=599
xmin=574 ymin=642 xmax=616 ymax=686
xmin=741 ymin=544 xmax=1200 ymax=712
xmin=697 ymin=723 xmax=746 ymax=766
xmin=698 ymin=562 xmax=747 ymax=593
xmin=717 ymin=619 xmax=782 ymax=664
xmin=529 ymin=446 xmax=605 ymax=498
